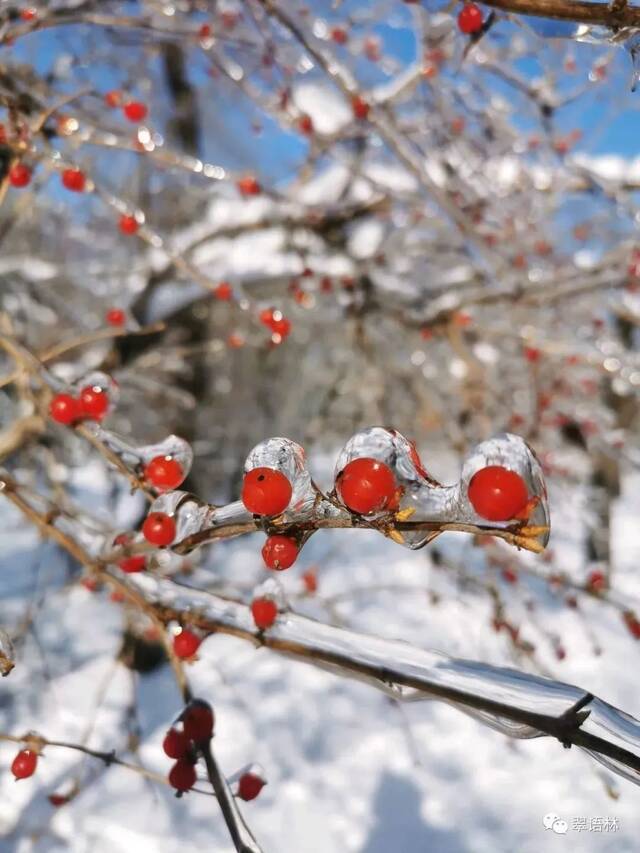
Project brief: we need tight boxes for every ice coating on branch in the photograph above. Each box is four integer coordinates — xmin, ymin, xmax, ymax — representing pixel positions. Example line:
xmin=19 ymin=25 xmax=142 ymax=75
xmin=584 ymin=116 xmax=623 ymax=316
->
xmin=244 ymin=437 xmax=314 ymax=516
xmin=127 ymin=574 xmax=640 ymax=788
xmin=83 ymin=423 xmax=193 ymax=479
xmin=333 ymin=428 xmax=549 ymax=549
xmin=0 ymin=628 xmax=15 ymax=676
xmin=148 ymin=490 xmax=216 ymax=544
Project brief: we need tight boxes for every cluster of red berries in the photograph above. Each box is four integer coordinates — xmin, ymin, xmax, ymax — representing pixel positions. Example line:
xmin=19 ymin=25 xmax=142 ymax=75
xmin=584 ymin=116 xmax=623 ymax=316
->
xmin=11 ymin=749 xmax=38 ymax=780
xmin=104 ymin=90 xmax=148 ymax=123
xmin=164 ymin=700 xmax=214 ymax=793
xmin=259 ymin=307 xmax=292 ymax=341
xmin=49 ymin=385 xmax=110 ymax=426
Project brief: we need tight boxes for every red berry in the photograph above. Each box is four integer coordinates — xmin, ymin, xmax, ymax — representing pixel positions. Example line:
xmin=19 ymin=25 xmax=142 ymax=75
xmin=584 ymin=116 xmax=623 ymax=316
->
xmin=142 ymin=512 xmax=176 ymax=547
xmin=199 ymin=23 xmax=212 ymax=39
xmin=20 ymin=8 xmax=37 ymax=21
xmin=123 ymin=101 xmax=148 ymax=123
xmin=237 ymin=772 xmax=265 ymax=801
xmin=48 ymin=794 xmax=68 ymax=807
xmin=457 ymin=3 xmax=483 ymax=34
xmin=168 ymin=759 xmax=196 ymax=792
xmin=119 ymin=214 xmax=138 ymax=235
xmin=8 ymin=163 xmax=31 ymax=188
xmin=270 ymin=316 xmax=291 ymax=338
xmin=259 ymin=307 xmax=276 ymax=327
xmin=237 ymin=175 xmax=261 ymax=196
xmin=467 ymin=466 xmax=529 ymax=521
xmin=330 ymin=27 xmax=348 ymax=45
xmin=49 ymin=393 xmax=80 ymax=425
xmin=119 ymin=554 xmax=146 ymax=573
xmin=105 ymin=308 xmax=126 ymax=326
xmin=302 ymin=569 xmax=317 ymax=594
xmin=336 ymin=457 xmax=398 ymax=515
xmin=12 ymin=749 xmax=37 ymax=779
xmin=163 ymin=728 xmax=190 ymax=759
xmin=298 ymin=114 xmax=313 ymax=135
xmin=173 ymin=628 xmax=201 ymax=659
xmin=104 ymin=90 xmax=122 ymax=108
xmin=79 ymin=385 xmax=110 ymax=420
xmin=241 ymin=468 xmax=292 ymax=516
xmin=524 ymin=347 xmax=541 ymax=363
xmin=261 ymin=535 xmax=299 ymax=571
xmin=587 ymin=570 xmax=607 ymax=593
xmin=351 ymin=95 xmax=370 ymax=120
xmin=213 ymin=281 xmax=232 ymax=300
xmin=144 ymin=456 xmax=185 ymax=491
xmin=251 ymin=597 xmax=278 ymax=630
xmin=61 ymin=168 xmax=85 ymax=192
xmin=182 ymin=700 xmax=215 ymax=741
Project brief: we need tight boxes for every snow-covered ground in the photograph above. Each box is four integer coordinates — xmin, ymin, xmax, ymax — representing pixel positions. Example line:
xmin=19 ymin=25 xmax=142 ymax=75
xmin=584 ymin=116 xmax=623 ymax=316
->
xmin=1 ymin=456 xmax=639 ymax=853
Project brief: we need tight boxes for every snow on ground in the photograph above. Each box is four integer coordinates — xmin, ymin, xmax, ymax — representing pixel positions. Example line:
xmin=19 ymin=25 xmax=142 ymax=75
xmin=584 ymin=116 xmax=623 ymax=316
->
xmin=1 ymin=461 xmax=639 ymax=852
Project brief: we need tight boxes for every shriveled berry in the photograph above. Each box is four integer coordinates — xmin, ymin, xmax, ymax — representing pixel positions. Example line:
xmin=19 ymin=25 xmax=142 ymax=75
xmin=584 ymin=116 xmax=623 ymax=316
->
xmin=168 ymin=759 xmax=196 ymax=792
xmin=261 ymin=535 xmax=299 ymax=571
xmin=61 ymin=168 xmax=86 ymax=192
xmin=182 ymin=700 xmax=215 ymax=741
xmin=119 ymin=214 xmax=138 ymax=235
xmin=105 ymin=308 xmax=126 ymax=326
xmin=8 ymin=163 xmax=31 ymax=188
xmin=242 ymin=467 xmax=292 ymax=516
xmin=142 ymin=512 xmax=176 ymax=547
xmin=163 ymin=728 xmax=190 ymax=759
xmin=457 ymin=3 xmax=483 ymax=34
xmin=49 ymin=393 xmax=80 ymax=425
xmin=336 ymin=457 xmax=398 ymax=515
xmin=12 ymin=749 xmax=37 ymax=780
xmin=237 ymin=771 xmax=266 ymax=801
xmin=144 ymin=456 xmax=185 ymax=491
xmin=251 ymin=597 xmax=278 ymax=630
xmin=467 ymin=466 xmax=529 ymax=521
xmin=79 ymin=385 xmax=109 ymax=420
xmin=173 ymin=628 xmax=201 ymax=659
xmin=123 ymin=101 xmax=148 ymax=123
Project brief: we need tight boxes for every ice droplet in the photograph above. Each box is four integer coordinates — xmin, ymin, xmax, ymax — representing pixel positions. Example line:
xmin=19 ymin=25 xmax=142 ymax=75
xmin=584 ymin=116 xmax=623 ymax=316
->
xmin=84 ymin=424 xmax=193 ymax=479
xmin=334 ymin=428 xmax=549 ymax=550
xmin=148 ymin=490 xmax=216 ymax=543
xmin=244 ymin=437 xmax=314 ymax=516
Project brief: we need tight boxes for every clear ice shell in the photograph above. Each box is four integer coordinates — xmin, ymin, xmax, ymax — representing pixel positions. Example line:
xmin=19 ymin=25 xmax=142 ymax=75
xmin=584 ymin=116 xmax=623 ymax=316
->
xmin=244 ymin=437 xmax=314 ymax=516
xmin=83 ymin=423 xmax=193 ymax=478
xmin=148 ymin=490 xmax=216 ymax=544
xmin=333 ymin=428 xmax=549 ymax=550
xmin=73 ymin=370 xmax=120 ymax=410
